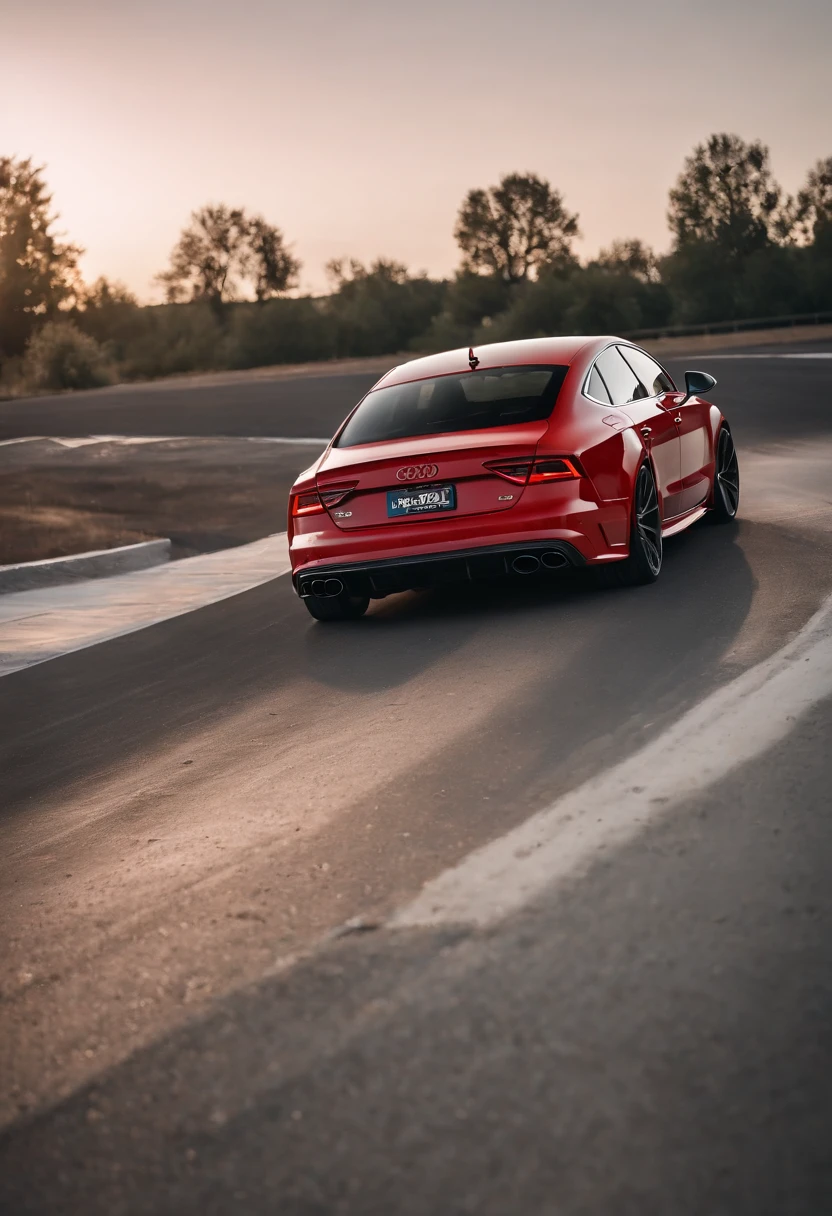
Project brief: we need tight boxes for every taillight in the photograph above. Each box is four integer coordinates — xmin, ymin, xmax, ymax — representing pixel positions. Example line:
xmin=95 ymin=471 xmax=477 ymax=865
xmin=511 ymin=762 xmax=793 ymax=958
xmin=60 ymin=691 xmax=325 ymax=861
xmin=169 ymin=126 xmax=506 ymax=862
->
xmin=528 ymin=458 xmax=581 ymax=483
xmin=292 ymin=491 xmax=325 ymax=516
xmin=484 ymin=460 xmax=530 ymax=485
xmin=319 ymin=482 xmax=357 ymax=508
xmin=485 ymin=457 xmax=581 ymax=485
xmin=291 ymin=482 xmax=357 ymax=516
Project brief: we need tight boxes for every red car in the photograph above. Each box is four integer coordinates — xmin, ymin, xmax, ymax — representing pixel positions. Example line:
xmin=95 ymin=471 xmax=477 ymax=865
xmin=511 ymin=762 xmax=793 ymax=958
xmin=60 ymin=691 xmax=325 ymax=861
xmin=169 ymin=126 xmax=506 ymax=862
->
xmin=288 ymin=337 xmax=739 ymax=621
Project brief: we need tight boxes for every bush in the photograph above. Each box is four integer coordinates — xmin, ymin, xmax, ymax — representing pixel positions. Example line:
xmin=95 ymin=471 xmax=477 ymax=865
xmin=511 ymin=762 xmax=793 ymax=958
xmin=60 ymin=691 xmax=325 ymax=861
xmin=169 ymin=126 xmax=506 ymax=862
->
xmin=324 ymin=261 xmax=446 ymax=357
xmin=801 ymin=224 xmax=832 ymax=311
xmin=72 ymin=276 xmax=145 ymax=363
xmin=563 ymin=267 xmax=646 ymax=334
xmin=477 ymin=272 xmax=573 ymax=342
xmin=444 ymin=271 xmax=513 ymax=328
xmin=225 ymin=298 xmax=335 ymax=368
xmin=413 ymin=311 xmax=477 ymax=354
xmin=117 ymin=303 xmax=226 ymax=379
xmin=413 ymin=271 xmax=512 ymax=352
xmin=22 ymin=320 xmax=112 ymax=392
xmin=736 ymin=245 xmax=807 ymax=318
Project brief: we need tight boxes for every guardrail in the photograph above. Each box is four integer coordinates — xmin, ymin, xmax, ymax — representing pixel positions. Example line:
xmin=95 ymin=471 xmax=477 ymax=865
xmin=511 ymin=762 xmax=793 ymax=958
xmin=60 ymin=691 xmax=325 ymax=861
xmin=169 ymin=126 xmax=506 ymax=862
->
xmin=626 ymin=311 xmax=832 ymax=341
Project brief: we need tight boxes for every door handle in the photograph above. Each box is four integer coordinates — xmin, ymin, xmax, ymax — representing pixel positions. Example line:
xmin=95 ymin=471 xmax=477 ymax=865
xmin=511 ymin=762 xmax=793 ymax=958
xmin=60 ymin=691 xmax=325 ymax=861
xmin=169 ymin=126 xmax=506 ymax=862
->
xmin=640 ymin=426 xmax=651 ymax=438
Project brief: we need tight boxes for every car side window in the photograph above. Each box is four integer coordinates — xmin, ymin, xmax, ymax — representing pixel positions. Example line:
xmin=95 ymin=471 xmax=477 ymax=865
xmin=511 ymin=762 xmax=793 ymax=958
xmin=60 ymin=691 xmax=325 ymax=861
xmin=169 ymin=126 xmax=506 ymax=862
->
xmin=618 ymin=346 xmax=675 ymax=397
xmin=594 ymin=347 xmax=644 ymax=407
xmin=586 ymin=364 xmax=612 ymax=404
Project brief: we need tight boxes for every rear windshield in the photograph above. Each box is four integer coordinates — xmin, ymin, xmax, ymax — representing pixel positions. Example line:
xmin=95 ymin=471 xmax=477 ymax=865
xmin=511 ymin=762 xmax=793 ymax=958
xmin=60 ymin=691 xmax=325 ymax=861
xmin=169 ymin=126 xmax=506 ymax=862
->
xmin=335 ymin=364 xmax=569 ymax=447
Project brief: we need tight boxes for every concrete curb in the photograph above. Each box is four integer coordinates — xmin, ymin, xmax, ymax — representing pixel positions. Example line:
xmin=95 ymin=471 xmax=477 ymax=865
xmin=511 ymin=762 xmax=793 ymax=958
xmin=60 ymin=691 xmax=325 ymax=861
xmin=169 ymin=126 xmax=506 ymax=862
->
xmin=0 ymin=533 xmax=289 ymax=676
xmin=0 ymin=538 xmax=172 ymax=594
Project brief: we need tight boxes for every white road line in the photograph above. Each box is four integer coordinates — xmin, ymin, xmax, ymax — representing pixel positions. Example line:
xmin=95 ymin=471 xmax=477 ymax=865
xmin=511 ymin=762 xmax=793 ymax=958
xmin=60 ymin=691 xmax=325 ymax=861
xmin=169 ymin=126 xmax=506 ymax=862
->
xmin=700 ymin=352 xmax=832 ymax=360
xmin=391 ymin=592 xmax=832 ymax=930
xmin=247 ymin=436 xmax=330 ymax=445
xmin=0 ymin=435 xmax=329 ymax=448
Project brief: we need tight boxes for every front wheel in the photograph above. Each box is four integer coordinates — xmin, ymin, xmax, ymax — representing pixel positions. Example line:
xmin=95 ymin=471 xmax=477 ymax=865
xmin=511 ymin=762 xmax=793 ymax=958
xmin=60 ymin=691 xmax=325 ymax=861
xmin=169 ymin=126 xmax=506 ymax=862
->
xmin=303 ymin=590 xmax=370 ymax=622
xmin=709 ymin=424 xmax=740 ymax=523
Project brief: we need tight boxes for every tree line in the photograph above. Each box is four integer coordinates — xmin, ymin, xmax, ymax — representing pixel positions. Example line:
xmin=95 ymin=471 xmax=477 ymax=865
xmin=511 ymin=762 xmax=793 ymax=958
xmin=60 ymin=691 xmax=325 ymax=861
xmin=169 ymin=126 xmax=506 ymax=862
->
xmin=1 ymin=133 xmax=830 ymax=393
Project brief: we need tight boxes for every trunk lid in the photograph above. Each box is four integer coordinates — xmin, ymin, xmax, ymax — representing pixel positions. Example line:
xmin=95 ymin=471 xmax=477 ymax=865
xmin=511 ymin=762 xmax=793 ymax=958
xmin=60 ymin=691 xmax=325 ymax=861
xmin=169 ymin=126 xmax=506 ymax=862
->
xmin=316 ymin=422 xmax=547 ymax=531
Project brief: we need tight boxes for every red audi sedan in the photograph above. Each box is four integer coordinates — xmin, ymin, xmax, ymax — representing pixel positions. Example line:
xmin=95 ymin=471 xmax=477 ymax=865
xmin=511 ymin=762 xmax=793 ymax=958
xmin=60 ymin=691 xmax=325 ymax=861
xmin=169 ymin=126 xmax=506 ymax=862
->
xmin=288 ymin=337 xmax=739 ymax=620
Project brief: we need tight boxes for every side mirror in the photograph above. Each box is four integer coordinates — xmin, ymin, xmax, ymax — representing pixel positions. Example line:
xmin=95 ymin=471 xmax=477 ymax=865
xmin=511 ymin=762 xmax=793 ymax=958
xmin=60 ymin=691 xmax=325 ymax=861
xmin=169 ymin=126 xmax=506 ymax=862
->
xmin=680 ymin=369 xmax=717 ymax=405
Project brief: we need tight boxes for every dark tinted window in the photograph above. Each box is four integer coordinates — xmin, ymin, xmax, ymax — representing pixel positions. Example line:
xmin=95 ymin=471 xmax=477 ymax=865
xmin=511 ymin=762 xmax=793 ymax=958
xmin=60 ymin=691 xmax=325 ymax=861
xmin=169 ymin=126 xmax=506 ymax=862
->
xmin=594 ymin=347 xmax=644 ymax=407
xmin=586 ymin=365 xmax=612 ymax=404
xmin=336 ymin=365 xmax=569 ymax=447
xmin=618 ymin=346 xmax=675 ymax=397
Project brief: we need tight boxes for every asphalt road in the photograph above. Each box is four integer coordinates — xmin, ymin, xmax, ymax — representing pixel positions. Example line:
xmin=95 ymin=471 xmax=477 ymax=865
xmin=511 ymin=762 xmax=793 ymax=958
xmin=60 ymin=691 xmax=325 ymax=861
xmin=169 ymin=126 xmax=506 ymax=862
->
xmin=0 ymin=339 xmax=830 ymax=445
xmin=0 ymin=370 xmax=381 ymax=440
xmin=2 ymin=349 xmax=832 ymax=1213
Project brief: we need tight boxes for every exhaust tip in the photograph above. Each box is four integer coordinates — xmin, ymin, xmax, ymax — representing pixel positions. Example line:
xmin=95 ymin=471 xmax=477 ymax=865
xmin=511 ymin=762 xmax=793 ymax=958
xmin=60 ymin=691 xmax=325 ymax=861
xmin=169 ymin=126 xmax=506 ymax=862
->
xmin=541 ymin=551 xmax=569 ymax=570
xmin=512 ymin=554 xmax=540 ymax=575
xmin=308 ymin=577 xmax=344 ymax=597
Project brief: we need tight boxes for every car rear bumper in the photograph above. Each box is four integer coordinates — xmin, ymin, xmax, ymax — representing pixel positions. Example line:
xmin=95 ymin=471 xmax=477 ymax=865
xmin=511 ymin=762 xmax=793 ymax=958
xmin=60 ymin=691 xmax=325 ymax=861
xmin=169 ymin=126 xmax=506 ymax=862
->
xmin=289 ymin=481 xmax=632 ymax=597
xmin=293 ymin=540 xmax=588 ymax=599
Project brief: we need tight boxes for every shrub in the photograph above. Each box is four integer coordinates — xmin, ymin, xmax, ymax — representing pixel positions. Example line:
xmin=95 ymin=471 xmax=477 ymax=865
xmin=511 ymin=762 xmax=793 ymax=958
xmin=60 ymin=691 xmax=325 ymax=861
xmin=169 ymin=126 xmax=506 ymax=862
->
xmin=117 ymin=303 xmax=225 ymax=379
xmin=563 ymin=267 xmax=645 ymax=334
xmin=413 ymin=271 xmax=512 ymax=352
xmin=413 ymin=310 xmax=478 ymax=354
xmin=21 ymin=320 xmax=112 ymax=392
xmin=72 ymin=276 xmax=145 ymax=362
xmin=324 ymin=261 xmax=446 ymax=357
xmin=477 ymin=271 xmax=574 ymax=342
xmin=225 ymin=298 xmax=336 ymax=368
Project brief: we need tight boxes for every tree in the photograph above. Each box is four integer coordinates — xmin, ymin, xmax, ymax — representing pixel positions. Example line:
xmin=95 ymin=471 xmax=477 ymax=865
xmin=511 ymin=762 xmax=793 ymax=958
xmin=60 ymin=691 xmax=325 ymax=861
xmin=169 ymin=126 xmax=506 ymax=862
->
xmin=324 ymin=259 xmax=444 ymax=357
xmin=248 ymin=216 xmax=303 ymax=301
xmin=0 ymin=156 xmax=82 ymax=357
xmin=325 ymin=257 xmax=411 ymax=289
xmin=441 ymin=270 xmax=512 ymax=328
xmin=593 ymin=239 xmax=660 ymax=283
xmin=478 ymin=268 xmax=575 ymax=343
xmin=565 ymin=266 xmax=644 ymax=335
xmin=454 ymin=172 xmax=579 ymax=282
xmin=80 ymin=276 xmax=137 ymax=309
xmin=156 ymin=204 xmax=300 ymax=306
xmin=74 ymin=276 xmax=142 ymax=356
xmin=795 ymin=157 xmax=832 ymax=244
xmin=590 ymin=240 xmax=672 ymax=329
xmin=667 ymin=134 xmax=791 ymax=257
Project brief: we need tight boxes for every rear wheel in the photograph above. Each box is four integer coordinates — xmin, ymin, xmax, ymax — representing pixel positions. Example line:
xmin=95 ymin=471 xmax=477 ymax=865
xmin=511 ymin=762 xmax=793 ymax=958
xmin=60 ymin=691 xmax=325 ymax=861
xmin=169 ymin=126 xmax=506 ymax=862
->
xmin=601 ymin=462 xmax=662 ymax=587
xmin=709 ymin=424 xmax=740 ymax=523
xmin=303 ymin=591 xmax=370 ymax=621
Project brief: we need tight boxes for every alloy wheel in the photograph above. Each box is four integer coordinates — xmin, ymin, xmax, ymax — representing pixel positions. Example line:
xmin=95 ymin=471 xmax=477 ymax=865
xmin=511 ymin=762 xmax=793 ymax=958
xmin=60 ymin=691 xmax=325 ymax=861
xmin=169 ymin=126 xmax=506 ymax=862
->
xmin=635 ymin=464 xmax=662 ymax=575
xmin=716 ymin=427 xmax=740 ymax=516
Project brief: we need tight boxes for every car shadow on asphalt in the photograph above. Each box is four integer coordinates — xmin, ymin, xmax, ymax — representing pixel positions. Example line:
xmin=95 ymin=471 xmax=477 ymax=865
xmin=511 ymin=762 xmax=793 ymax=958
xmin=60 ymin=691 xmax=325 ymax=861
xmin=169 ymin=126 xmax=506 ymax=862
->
xmin=302 ymin=519 xmax=755 ymax=696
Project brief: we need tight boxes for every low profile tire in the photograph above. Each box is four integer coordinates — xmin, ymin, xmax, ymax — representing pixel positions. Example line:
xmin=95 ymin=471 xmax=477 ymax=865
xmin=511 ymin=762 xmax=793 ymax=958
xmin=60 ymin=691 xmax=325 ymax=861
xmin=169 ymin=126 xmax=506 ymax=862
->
xmin=709 ymin=424 xmax=740 ymax=523
xmin=303 ymin=591 xmax=370 ymax=621
xmin=600 ymin=462 xmax=663 ymax=588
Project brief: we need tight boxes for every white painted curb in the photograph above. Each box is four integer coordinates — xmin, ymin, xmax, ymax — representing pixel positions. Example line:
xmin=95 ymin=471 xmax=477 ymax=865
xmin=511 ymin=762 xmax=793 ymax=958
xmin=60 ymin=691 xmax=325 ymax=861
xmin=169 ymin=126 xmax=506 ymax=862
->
xmin=391 ymin=591 xmax=832 ymax=930
xmin=0 ymin=538 xmax=172 ymax=594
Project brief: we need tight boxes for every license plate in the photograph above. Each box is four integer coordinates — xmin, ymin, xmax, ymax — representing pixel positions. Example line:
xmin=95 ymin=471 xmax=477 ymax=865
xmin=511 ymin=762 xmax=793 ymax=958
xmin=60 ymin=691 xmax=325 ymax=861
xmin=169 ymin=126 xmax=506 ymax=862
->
xmin=387 ymin=484 xmax=456 ymax=517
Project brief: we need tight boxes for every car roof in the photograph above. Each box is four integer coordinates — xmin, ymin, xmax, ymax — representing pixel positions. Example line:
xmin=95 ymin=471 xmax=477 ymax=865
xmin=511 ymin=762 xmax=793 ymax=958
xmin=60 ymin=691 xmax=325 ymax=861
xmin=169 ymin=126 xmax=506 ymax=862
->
xmin=373 ymin=336 xmax=621 ymax=390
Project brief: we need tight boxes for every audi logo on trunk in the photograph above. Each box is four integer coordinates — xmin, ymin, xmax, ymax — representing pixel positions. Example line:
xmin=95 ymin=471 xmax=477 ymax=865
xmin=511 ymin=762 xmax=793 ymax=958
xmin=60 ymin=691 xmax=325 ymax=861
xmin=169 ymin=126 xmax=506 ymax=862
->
xmin=396 ymin=463 xmax=439 ymax=482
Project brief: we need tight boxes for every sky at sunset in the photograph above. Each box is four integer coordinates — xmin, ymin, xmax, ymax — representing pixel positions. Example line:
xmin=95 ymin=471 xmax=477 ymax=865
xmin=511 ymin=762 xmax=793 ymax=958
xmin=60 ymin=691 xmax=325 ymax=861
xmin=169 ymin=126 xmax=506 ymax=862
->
xmin=3 ymin=0 xmax=831 ymax=299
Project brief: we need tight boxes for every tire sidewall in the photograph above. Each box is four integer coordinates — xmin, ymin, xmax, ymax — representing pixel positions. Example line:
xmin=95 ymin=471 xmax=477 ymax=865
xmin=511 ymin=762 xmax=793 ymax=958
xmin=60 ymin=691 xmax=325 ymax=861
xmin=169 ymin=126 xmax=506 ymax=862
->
xmin=304 ymin=592 xmax=369 ymax=621
xmin=711 ymin=424 xmax=739 ymax=522
xmin=628 ymin=461 xmax=662 ymax=583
